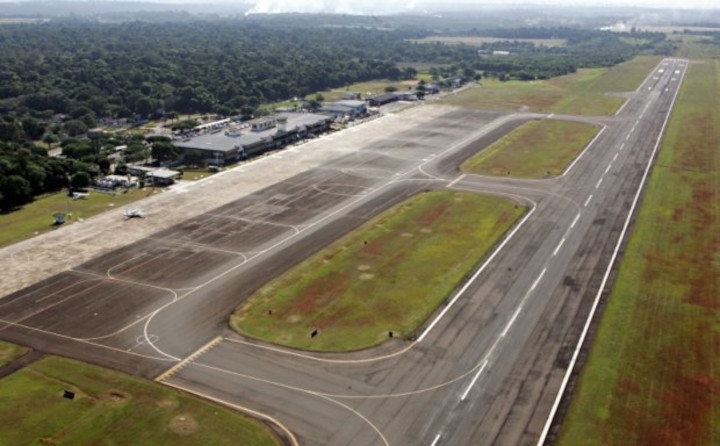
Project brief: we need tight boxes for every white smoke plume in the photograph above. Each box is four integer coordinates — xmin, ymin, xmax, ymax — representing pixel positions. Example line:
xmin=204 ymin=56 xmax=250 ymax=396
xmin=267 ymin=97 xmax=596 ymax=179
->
xmin=245 ymin=0 xmax=423 ymax=15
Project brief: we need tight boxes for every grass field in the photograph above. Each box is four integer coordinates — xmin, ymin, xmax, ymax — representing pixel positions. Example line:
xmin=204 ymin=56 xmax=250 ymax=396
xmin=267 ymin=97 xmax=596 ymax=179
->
xmin=180 ymin=168 xmax=216 ymax=181
xmin=461 ymin=119 xmax=600 ymax=178
xmin=671 ymin=34 xmax=720 ymax=60
xmin=310 ymin=79 xmax=418 ymax=102
xmin=559 ymin=60 xmax=720 ymax=445
xmin=440 ymin=56 xmax=662 ymax=115
xmin=409 ymin=36 xmax=567 ymax=47
xmin=0 ymin=341 xmax=28 ymax=368
xmin=0 ymin=188 xmax=159 ymax=248
xmin=231 ymin=190 xmax=525 ymax=351
xmin=0 ymin=356 xmax=280 ymax=445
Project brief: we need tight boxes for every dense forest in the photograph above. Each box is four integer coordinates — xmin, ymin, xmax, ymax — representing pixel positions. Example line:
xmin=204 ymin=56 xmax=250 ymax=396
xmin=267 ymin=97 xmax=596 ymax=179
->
xmin=0 ymin=17 xmax=672 ymax=210
xmin=0 ymin=20 xmax=666 ymax=126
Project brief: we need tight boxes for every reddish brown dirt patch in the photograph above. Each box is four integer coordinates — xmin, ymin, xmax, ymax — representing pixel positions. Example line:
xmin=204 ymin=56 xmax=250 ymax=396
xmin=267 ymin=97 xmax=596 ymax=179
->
xmin=417 ymin=202 xmax=449 ymax=225
xmin=289 ymin=272 xmax=346 ymax=314
xmin=672 ymin=208 xmax=684 ymax=221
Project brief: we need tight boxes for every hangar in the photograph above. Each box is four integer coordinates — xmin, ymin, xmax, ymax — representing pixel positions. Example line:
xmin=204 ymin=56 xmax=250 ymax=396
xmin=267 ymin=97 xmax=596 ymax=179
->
xmin=173 ymin=112 xmax=332 ymax=165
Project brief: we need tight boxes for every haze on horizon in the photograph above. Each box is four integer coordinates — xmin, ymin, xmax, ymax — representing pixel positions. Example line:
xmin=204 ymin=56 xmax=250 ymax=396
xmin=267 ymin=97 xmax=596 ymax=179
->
xmin=242 ymin=0 xmax=719 ymax=15
xmin=2 ymin=0 xmax=719 ymax=13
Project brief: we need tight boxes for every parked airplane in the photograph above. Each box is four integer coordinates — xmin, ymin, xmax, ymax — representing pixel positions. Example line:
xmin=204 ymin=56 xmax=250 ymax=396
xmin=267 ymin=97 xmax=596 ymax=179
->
xmin=72 ymin=192 xmax=89 ymax=200
xmin=123 ymin=209 xmax=145 ymax=219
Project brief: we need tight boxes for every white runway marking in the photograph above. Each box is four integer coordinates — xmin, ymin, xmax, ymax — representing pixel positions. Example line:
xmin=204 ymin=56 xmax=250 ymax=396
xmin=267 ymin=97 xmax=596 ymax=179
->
xmin=595 ymin=178 xmax=603 ymax=189
xmin=570 ymin=213 xmax=580 ymax=229
xmin=584 ymin=195 xmax=593 ymax=208
xmin=613 ymin=153 xmax=618 ymax=162
xmin=447 ymin=174 xmax=466 ymax=188
xmin=530 ymin=267 xmax=547 ymax=291
xmin=460 ymin=360 xmax=489 ymax=401
xmin=605 ymin=164 xmax=612 ymax=174
xmin=417 ymin=203 xmax=537 ymax=342
xmin=430 ymin=433 xmax=442 ymax=446
xmin=501 ymin=306 xmax=523 ymax=338
xmin=561 ymin=125 xmax=607 ymax=177
xmin=552 ymin=237 xmax=566 ymax=256
xmin=538 ymin=58 xmax=688 ymax=446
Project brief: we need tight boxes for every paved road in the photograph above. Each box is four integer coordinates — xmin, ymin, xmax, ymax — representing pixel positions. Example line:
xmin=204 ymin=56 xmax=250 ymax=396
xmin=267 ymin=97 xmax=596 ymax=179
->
xmin=0 ymin=58 xmax=687 ymax=445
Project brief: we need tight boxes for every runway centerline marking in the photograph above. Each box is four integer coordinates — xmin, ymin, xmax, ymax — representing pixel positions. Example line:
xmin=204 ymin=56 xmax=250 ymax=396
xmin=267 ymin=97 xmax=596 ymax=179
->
xmin=605 ymin=164 xmax=612 ymax=174
xmin=570 ymin=213 xmax=581 ymax=229
xmin=530 ymin=267 xmax=547 ymax=291
xmin=430 ymin=433 xmax=442 ymax=446
xmin=595 ymin=178 xmax=603 ymax=189
xmin=613 ymin=153 xmax=619 ymax=162
xmin=584 ymin=195 xmax=593 ymax=207
xmin=538 ymin=57 xmax=688 ymax=445
xmin=553 ymin=237 xmax=566 ymax=256
xmin=501 ymin=305 xmax=523 ymax=338
xmin=460 ymin=360 xmax=489 ymax=401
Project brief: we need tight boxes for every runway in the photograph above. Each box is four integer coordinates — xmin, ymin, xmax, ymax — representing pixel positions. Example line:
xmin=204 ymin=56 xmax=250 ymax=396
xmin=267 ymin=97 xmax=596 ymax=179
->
xmin=0 ymin=58 xmax=687 ymax=445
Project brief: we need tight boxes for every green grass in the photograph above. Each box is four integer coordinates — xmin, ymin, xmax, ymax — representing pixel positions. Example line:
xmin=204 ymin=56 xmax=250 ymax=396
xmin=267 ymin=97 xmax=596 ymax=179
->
xmin=310 ymin=79 xmax=418 ymax=102
xmin=440 ymin=56 xmax=662 ymax=115
xmin=0 ymin=356 xmax=281 ymax=445
xmin=461 ymin=119 xmax=600 ymax=178
xmin=559 ymin=60 xmax=720 ymax=446
xmin=0 ymin=188 xmax=159 ymax=248
xmin=672 ymin=34 xmax=720 ymax=60
xmin=180 ymin=168 xmax=215 ymax=181
xmin=0 ymin=341 xmax=29 ymax=368
xmin=231 ymin=190 xmax=525 ymax=351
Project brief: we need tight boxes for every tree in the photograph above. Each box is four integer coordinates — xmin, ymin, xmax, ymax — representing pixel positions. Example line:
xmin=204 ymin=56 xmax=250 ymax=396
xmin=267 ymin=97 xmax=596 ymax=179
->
xmin=151 ymin=141 xmax=179 ymax=163
xmin=63 ymin=120 xmax=88 ymax=137
xmin=43 ymin=134 xmax=60 ymax=150
xmin=124 ymin=143 xmax=149 ymax=163
xmin=384 ymin=86 xmax=398 ymax=93
xmin=0 ymin=175 xmax=33 ymax=210
xmin=70 ymin=171 xmax=91 ymax=189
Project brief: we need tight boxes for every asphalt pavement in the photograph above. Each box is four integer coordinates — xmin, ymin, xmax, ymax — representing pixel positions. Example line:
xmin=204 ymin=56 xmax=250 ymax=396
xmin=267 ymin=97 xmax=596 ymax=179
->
xmin=0 ymin=58 xmax=687 ymax=445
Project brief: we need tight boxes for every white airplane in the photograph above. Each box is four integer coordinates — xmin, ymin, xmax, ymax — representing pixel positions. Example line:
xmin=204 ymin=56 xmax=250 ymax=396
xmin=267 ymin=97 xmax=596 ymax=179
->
xmin=124 ymin=209 xmax=145 ymax=219
xmin=72 ymin=192 xmax=89 ymax=200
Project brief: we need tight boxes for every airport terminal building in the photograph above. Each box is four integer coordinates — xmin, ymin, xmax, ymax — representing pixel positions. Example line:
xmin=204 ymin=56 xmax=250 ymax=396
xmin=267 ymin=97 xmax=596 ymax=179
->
xmin=174 ymin=112 xmax=332 ymax=166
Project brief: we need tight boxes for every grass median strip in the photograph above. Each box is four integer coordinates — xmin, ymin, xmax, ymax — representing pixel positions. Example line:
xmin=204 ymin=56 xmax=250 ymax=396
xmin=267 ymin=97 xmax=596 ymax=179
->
xmin=0 ymin=340 xmax=29 ymax=368
xmin=231 ymin=190 xmax=525 ymax=352
xmin=0 ymin=356 xmax=281 ymax=445
xmin=461 ymin=119 xmax=601 ymax=178
xmin=440 ymin=55 xmax=661 ymax=115
xmin=559 ymin=61 xmax=720 ymax=445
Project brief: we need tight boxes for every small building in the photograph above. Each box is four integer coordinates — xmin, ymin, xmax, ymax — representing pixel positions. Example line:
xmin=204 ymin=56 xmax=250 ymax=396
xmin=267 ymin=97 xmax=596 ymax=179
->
xmin=127 ymin=166 xmax=181 ymax=186
xmin=148 ymin=169 xmax=181 ymax=186
xmin=426 ymin=84 xmax=441 ymax=95
xmin=395 ymin=92 xmax=418 ymax=101
xmin=368 ymin=93 xmax=401 ymax=107
xmin=318 ymin=100 xmax=368 ymax=119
